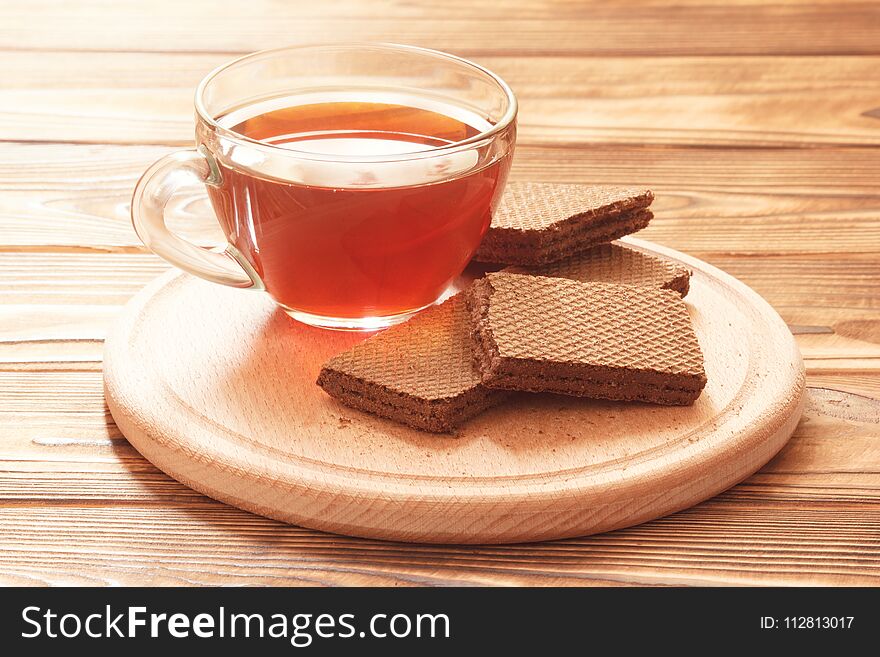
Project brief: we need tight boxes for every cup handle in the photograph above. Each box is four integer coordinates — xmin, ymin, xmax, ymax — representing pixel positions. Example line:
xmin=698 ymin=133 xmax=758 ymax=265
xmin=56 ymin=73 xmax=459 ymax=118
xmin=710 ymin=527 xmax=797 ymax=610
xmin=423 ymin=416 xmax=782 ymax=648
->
xmin=131 ymin=146 xmax=262 ymax=289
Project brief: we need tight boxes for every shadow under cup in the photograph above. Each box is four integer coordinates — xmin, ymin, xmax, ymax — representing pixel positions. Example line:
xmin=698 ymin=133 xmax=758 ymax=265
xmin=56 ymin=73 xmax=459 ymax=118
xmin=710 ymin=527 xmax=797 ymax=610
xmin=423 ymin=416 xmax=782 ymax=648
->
xmin=133 ymin=44 xmax=517 ymax=331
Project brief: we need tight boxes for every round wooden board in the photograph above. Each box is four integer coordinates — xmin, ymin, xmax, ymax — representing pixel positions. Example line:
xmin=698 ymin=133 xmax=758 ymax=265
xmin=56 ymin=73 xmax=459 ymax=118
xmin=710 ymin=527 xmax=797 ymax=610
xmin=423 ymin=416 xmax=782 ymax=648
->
xmin=104 ymin=238 xmax=805 ymax=544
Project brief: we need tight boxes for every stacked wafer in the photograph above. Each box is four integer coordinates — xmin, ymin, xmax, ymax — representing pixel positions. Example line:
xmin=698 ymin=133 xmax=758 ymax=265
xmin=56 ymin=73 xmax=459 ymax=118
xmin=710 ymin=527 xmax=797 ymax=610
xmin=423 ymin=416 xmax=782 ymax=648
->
xmin=318 ymin=183 xmax=707 ymax=433
xmin=475 ymin=182 xmax=655 ymax=265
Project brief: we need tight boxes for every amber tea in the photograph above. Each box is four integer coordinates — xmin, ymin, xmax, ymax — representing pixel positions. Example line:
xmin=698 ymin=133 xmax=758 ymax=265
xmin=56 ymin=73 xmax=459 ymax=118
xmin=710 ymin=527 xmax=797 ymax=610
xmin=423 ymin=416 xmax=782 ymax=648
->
xmin=207 ymin=97 xmax=512 ymax=324
xmin=131 ymin=45 xmax=516 ymax=329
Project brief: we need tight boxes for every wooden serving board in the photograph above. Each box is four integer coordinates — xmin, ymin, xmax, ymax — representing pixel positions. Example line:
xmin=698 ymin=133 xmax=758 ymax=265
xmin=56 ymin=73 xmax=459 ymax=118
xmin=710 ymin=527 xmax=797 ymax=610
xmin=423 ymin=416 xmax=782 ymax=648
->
xmin=104 ymin=238 xmax=805 ymax=544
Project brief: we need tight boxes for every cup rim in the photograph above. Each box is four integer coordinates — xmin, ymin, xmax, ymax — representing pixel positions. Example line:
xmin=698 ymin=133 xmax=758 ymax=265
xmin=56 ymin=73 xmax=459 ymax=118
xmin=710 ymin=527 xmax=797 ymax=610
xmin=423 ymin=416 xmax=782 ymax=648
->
xmin=194 ymin=42 xmax=518 ymax=163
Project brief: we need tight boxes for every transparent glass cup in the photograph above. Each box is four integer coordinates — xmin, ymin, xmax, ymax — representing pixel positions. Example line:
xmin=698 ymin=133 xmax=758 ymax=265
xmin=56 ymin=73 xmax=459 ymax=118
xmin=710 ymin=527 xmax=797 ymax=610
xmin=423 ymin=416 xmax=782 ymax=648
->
xmin=131 ymin=43 xmax=517 ymax=330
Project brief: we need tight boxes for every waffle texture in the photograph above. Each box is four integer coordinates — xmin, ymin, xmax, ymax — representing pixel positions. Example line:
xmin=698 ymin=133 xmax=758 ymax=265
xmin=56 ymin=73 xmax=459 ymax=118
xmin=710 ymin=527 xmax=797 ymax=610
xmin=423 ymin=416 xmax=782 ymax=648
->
xmin=507 ymin=242 xmax=691 ymax=297
xmin=466 ymin=272 xmax=706 ymax=404
xmin=317 ymin=295 xmax=505 ymax=433
xmin=476 ymin=182 xmax=654 ymax=265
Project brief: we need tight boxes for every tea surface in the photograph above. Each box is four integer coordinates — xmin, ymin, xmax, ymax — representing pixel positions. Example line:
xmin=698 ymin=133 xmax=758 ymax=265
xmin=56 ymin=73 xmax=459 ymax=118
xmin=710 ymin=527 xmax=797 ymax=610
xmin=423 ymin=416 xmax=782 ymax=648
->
xmin=207 ymin=99 xmax=510 ymax=322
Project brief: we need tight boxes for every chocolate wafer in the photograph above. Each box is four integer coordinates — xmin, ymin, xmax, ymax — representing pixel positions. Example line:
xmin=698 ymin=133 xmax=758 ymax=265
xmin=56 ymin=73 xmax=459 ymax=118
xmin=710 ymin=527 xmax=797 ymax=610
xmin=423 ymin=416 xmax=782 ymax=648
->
xmin=475 ymin=183 xmax=654 ymax=266
xmin=506 ymin=241 xmax=691 ymax=297
xmin=466 ymin=272 xmax=706 ymax=405
xmin=317 ymin=296 xmax=505 ymax=433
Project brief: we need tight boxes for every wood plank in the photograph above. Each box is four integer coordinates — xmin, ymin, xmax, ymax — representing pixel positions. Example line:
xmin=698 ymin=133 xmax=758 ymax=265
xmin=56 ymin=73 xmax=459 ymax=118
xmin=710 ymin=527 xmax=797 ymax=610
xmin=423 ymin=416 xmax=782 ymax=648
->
xmin=0 ymin=374 xmax=876 ymax=585
xmin=808 ymin=372 xmax=880 ymax=398
xmin=0 ymin=147 xmax=224 ymax=250
xmin=4 ymin=53 xmax=880 ymax=146
xmin=1 ymin=1 xmax=878 ymax=56
xmin=5 ymin=252 xmax=879 ymax=309
xmin=0 ymin=305 xmax=113 ymax=367
xmin=1 ymin=143 xmax=879 ymax=257
xmin=4 ymin=253 xmax=877 ymax=314
xmin=0 ymin=253 xmax=170 ymax=305
xmin=0 ymin=501 xmax=877 ymax=586
xmin=708 ymin=255 xmax=880 ymax=314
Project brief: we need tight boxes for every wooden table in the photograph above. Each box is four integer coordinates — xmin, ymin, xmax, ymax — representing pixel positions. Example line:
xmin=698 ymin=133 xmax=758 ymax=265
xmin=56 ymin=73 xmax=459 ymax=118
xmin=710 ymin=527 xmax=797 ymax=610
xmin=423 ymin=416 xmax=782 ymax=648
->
xmin=2 ymin=1 xmax=878 ymax=586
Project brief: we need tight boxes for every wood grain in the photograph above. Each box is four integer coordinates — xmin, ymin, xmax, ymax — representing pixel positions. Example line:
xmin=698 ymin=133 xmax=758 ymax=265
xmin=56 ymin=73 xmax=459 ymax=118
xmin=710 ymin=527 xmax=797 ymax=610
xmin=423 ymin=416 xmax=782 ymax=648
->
xmin=1 ymin=0 xmax=878 ymax=583
xmin=0 ymin=376 xmax=875 ymax=584
xmin=4 ymin=251 xmax=878 ymax=315
xmin=2 ymin=143 xmax=880 ymax=256
xmin=0 ymin=253 xmax=170 ymax=305
xmin=4 ymin=53 xmax=880 ymax=146
xmin=2 ymin=1 xmax=878 ymax=56
xmin=0 ymin=500 xmax=877 ymax=587
xmin=2 ymin=377 xmax=878 ymax=585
